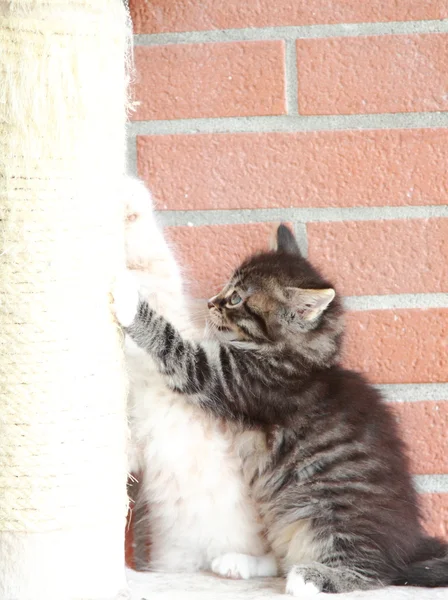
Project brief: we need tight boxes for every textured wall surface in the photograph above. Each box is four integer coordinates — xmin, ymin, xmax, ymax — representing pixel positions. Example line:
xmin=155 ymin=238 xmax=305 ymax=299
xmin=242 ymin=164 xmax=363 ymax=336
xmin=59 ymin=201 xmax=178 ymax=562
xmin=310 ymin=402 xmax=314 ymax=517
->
xmin=128 ymin=0 xmax=448 ymax=539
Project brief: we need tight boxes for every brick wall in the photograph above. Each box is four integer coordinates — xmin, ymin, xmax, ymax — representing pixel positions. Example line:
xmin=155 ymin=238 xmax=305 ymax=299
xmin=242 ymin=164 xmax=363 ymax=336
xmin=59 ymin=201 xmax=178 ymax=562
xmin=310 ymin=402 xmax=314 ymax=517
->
xmin=128 ymin=1 xmax=448 ymax=538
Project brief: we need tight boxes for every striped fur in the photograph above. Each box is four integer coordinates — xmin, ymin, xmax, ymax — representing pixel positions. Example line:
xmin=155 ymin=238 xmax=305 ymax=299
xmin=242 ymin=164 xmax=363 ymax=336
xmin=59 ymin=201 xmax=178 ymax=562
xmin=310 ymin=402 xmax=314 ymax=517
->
xmin=120 ymin=224 xmax=448 ymax=594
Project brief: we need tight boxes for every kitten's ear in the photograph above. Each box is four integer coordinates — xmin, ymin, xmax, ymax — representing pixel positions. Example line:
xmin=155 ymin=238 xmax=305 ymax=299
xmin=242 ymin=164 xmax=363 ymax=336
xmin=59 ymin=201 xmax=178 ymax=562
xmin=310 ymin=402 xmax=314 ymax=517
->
xmin=269 ymin=222 xmax=281 ymax=250
xmin=285 ymin=287 xmax=335 ymax=321
xmin=274 ymin=224 xmax=301 ymax=255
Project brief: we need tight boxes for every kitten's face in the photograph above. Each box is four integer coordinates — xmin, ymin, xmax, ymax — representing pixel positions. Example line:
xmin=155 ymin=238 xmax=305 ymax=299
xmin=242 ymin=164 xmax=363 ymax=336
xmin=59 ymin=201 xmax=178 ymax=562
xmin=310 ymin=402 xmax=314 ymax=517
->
xmin=207 ymin=225 xmax=338 ymax=345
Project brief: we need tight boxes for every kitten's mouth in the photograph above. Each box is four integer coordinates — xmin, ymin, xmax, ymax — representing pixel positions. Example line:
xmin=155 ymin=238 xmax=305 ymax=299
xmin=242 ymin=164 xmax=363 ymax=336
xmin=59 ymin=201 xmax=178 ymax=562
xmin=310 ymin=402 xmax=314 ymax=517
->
xmin=207 ymin=310 xmax=231 ymax=332
xmin=207 ymin=318 xmax=231 ymax=332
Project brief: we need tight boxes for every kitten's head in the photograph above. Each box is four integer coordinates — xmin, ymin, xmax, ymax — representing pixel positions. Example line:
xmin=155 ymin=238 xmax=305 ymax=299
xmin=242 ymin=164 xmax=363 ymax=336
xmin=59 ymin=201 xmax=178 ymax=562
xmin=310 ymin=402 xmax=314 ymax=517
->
xmin=207 ymin=224 xmax=343 ymax=363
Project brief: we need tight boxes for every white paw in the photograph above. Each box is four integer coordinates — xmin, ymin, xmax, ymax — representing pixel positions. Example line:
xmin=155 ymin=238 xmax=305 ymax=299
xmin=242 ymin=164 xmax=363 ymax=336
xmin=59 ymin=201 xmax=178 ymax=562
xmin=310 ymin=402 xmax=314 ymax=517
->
xmin=112 ymin=270 xmax=140 ymax=328
xmin=286 ymin=570 xmax=321 ymax=598
xmin=212 ymin=553 xmax=252 ymax=580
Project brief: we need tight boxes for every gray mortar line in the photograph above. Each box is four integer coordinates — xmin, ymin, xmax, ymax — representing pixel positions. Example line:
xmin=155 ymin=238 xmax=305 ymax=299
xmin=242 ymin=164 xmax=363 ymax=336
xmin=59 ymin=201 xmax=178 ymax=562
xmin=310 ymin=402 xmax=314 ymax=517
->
xmin=293 ymin=222 xmax=308 ymax=257
xmin=184 ymin=293 xmax=447 ymax=312
xmin=377 ymin=384 xmax=448 ymax=403
xmin=156 ymin=206 xmax=448 ymax=226
xmin=344 ymin=294 xmax=448 ymax=311
xmin=414 ymin=475 xmax=448 ymax=494
xmin=133 ymin=19 xmax=448 ymax=46
xmin=125 ymin=127 xmax=138 ymax=176
xmin=285 ymin=39 xmax=299 ymax=116
xmin=127 ymin=112 xmax=448 ymax=136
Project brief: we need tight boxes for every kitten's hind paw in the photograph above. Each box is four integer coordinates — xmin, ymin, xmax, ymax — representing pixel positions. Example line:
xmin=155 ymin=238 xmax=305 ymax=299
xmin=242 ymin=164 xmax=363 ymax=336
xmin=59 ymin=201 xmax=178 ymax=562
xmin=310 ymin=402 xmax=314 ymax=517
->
xmin=286 ymin=567 xmax=321 ymax=597
xmin=111 ymin=270 xmax=140 ymax=328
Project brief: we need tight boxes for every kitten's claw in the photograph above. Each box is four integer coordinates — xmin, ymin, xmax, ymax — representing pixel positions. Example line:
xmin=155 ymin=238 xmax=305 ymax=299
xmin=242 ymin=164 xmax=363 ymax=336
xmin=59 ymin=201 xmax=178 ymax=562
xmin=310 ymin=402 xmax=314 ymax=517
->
xmin=112 ymin=270 xmax=140 ymax=328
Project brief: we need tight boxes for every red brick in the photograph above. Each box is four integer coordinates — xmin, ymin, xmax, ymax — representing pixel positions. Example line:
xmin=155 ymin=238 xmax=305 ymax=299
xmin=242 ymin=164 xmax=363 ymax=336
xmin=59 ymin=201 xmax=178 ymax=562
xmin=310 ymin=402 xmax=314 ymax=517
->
xmin=297 ymin=34 xmax=448 ymax=115
xmin=129 ymin=0 xmax=448 ymax=34
xmin=390 ymin=402 xmax=448 ymax=475
xmin=344 ymin=309 xmax=448 ymax=384
xmin=307 ymin=219 xmax=448 ymax=296
xmin=125 ymin=507 xmax=134 ymax=569
xmin=132 ymin=42 xmax=285 ymax=120
xmin=138 ymin=129 xmax=448 ymax=210
xmin=165 ymin=223 xmax=279 ymax=298
xmin=420 ymin=493 xmax=448 ymax=538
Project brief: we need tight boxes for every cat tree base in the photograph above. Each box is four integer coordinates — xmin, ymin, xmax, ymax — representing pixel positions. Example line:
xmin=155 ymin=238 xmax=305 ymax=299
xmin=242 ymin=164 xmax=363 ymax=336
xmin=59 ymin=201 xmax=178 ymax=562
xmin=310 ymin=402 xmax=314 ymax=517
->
xmin=0 ymin=530 xmax=127 ymax=599
xmin=125 ymin=569 xmax=447 ymax=600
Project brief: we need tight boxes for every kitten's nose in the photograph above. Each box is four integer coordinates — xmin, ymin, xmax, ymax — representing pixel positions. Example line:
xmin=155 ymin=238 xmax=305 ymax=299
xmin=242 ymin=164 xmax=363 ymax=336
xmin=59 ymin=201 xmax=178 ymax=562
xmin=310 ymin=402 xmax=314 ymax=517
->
xmin=207 ymin=296 xmax=218 ymax=309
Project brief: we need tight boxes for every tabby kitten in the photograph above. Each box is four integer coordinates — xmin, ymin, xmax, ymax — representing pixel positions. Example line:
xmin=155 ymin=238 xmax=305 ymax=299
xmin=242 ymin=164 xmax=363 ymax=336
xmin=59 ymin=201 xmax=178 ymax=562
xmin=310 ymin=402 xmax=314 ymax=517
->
xmin=114 ymin=224 xmax=448 ymax=595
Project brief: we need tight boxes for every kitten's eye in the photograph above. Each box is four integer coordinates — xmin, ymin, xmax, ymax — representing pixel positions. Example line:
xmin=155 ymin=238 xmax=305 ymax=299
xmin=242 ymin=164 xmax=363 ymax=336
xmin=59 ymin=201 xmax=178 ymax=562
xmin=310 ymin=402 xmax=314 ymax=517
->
xmin=228 ymin=291 xmax=242 ymax=306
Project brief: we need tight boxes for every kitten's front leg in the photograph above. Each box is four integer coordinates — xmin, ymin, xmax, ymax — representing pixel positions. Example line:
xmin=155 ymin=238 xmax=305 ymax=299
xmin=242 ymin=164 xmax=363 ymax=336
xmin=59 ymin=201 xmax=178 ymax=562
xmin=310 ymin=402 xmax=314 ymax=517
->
xmin=112 ymin=276 xmax=269 ymax=422
xmin=113 ymin=272 xmax=203 ymax=398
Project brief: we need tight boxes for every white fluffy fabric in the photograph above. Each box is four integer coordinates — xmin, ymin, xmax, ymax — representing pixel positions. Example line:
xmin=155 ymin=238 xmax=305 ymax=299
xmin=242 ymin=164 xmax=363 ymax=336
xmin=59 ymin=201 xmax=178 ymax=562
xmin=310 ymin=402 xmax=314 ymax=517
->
xmin=124 ymin=569 xmax=448 ymax=600
xmin=0 ymin=1 xmax=130 ymax=597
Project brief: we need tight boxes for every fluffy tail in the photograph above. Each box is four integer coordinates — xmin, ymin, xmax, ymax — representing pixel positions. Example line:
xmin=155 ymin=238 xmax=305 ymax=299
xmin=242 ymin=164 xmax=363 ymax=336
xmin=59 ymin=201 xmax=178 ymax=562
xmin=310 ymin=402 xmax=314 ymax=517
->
xmin=392 ymin=537 xmax=448 ymax=588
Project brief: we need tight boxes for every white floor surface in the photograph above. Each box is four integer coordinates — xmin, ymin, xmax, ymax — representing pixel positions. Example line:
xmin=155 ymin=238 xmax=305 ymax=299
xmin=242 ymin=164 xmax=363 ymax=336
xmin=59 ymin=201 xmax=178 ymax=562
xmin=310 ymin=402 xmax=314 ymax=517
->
xmin=124 ymin=568 xmax=448 ymax=600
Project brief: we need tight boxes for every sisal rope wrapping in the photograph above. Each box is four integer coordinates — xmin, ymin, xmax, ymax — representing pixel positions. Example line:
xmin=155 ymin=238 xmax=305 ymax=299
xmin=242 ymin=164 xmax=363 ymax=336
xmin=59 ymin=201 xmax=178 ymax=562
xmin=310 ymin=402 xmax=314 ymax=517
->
xmin=0 ymin=0 xmax=131 ymax=597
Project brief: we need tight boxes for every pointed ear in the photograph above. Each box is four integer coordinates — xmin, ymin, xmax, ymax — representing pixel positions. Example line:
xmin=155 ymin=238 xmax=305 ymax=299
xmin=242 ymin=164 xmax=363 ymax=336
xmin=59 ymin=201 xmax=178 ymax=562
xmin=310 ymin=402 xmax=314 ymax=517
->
xmin=275 ymin=224 xmax=301 ymax=255
xmin=269 ymin=222 xmax=281 ymax=250
xmin=285 ymin=287 xmax=335 ymax=321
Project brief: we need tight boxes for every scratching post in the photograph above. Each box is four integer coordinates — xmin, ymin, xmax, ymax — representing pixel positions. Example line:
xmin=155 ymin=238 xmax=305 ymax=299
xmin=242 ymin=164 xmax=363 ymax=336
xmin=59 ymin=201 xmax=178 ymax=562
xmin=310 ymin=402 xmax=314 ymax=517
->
xmin=0 ymin=1 xmax=131 ymax=598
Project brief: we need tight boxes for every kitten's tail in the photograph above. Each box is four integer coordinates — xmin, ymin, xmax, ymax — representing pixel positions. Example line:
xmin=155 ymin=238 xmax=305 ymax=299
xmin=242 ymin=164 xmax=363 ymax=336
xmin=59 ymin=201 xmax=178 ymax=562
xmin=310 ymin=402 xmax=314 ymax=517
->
xmin=392 ymin=537 xmax=448 ymax=588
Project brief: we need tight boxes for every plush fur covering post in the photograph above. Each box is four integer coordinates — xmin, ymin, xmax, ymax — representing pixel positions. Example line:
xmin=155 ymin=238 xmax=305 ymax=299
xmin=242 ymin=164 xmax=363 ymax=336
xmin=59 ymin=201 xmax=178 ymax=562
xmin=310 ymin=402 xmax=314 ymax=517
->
xmin=0 ymin=1 xmax=131 ymax=598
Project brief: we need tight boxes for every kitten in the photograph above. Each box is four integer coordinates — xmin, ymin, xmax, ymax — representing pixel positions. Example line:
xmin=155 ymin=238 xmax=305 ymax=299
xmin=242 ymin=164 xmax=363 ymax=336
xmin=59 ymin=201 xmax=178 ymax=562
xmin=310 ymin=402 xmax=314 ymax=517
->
xmin=114 ymin=223 xmax=448 ymax=595
xmin=122 ymin=176 xmax=274 ymax=578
